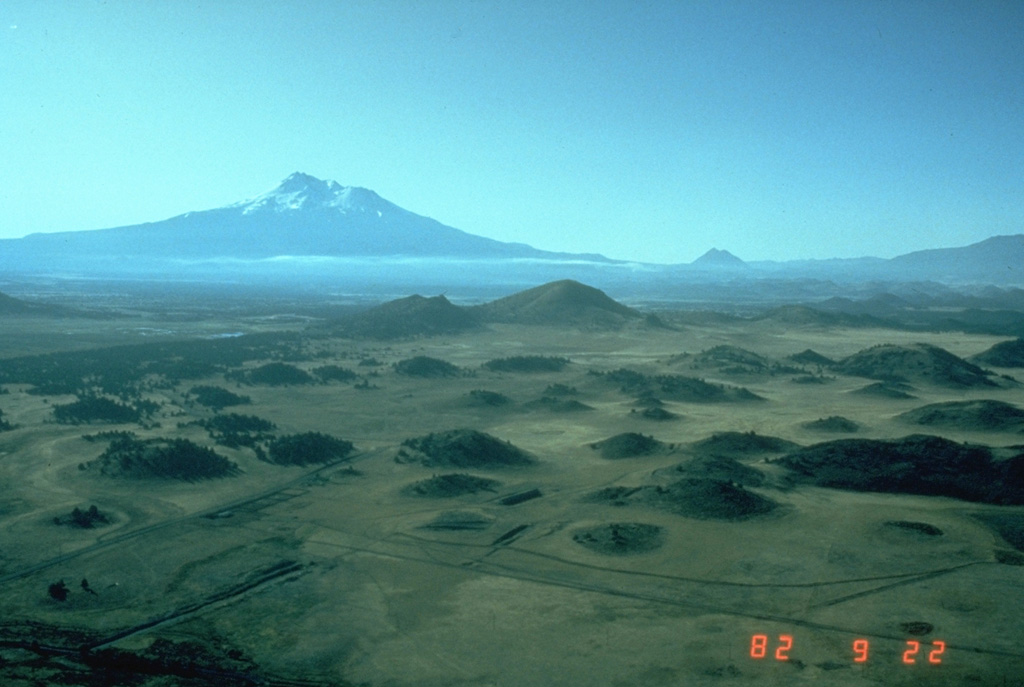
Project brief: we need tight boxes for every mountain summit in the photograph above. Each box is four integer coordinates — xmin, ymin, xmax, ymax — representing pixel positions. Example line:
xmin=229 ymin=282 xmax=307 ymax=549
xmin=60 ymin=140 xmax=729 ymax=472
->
xmin=2 ymin=173 xmax=611 ymax=265
xmin=471 ymin=279 xmax=643 ymax=328
xmin=232 ymin=172 xmax=390 ymax=217
xmin=691 ymin=248 xmax=747 ymax=269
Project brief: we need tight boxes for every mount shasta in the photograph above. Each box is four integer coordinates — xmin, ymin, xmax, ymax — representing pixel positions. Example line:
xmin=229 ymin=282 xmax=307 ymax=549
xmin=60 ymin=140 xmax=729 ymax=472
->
xmin=3 ymin=172 xmax=606 ymax=263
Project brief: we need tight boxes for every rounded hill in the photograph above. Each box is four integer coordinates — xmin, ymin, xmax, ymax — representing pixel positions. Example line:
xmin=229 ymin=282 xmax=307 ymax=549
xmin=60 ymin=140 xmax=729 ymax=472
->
xmin=471 ymin=280 xmax=642 ymax=328
xmin=777 ymin=434 xmax=1024 ymax=504
xmin=330 ymin=294 xmax=480 ymax=339
xmin=689 ymin=431 xmax=800 ymax=456
xmin=972 ymin=338 xmax=1024 ymax=368
xmin=898 ymin=400 xmax=1024 ymax=431
xmin=589 ymin=432 xmax=667 ymax=459
xmin=835 ymin=343 xmax=1000 ymax=388
xmin=685 ymin=345 xmax=771 ymax=374
xmin=802 ymin=416 xmax=860 ymax=433
xmin=590 ymin=479 xmax=778 ymax=520
xmin=398 ymin=429 xmax=535 ymax=469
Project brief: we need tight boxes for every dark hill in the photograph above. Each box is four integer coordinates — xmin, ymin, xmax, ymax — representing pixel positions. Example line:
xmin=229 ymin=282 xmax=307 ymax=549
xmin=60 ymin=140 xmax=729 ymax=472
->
xmin=850 ymin=381 xmax=917 ymax=399
xmin=802 ymin=416 xmax=860 ymax=433
xmin=330 ymin=294 xmax=480 ymax=339
xmin=835 ymin=343 xmax=1000 ymax=388
xmin=590 ymin=478 xmax=778 ymax=520
xmin=393 ymin=356 xmax=461 ymax=378
xmin=0 ymin=291 xmax=38 ymax=315
xmin=594 ymin=368 xmax=764 ymax=403
xmin=0 ymin=291 xmax=84 ymax=318
xmin=815 ymin=293 xmax=912 ymax=318
xmin=402 ymin=473 xmax=501 ymax=498
xmin=685 ymin=345 xmax=772 ymax=373
xmin=898 ymin=400 xmax=1024 ymax=431
xmin=89 ymin=436 xmax=238 ymax=481
xmin=789 ymin=349 xmax=836 ymax=366
xmin=755 ymin=305 xmax=884 ymax=328
xmin=657 ymin=454 xmax=767 ymax=487
xmin=689 ymin=431 xmax=800 ymax=456
xmin=471 ymin=280 xmax=642 ymax=328
xmin=589 ymin=433 xmax=667 ymax=459
xmin=972 ymin=338 xmax=1024 ymax=368
xmin=398 ymin=429 xmax=535 ymax=469
xmin=777 ymin=434 xmax=1024 ymax=504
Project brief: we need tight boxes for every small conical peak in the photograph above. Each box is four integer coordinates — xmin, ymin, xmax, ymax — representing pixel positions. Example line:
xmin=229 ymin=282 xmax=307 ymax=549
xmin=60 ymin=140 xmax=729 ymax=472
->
xmin=692 ymin=248 xmax=747 ymax=267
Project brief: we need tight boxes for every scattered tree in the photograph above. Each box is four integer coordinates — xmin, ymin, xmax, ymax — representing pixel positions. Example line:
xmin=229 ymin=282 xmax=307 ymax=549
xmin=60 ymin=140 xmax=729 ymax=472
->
xmin=48 ymin=580 xmax=69 ymax=601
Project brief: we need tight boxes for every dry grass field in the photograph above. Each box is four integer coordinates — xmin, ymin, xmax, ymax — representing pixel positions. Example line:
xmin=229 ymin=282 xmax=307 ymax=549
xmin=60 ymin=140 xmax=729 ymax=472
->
xmin=1 ymin=293 xmax=1023 ymax=686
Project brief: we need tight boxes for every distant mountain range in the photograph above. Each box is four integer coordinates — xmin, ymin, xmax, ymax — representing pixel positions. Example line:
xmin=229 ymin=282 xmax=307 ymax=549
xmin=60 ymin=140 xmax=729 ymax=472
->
xmin=0 ymin=172 xmax=1021 ymax=288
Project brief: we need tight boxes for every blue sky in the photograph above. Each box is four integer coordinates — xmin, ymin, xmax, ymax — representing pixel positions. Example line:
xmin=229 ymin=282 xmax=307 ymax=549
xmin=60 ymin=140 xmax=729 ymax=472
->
xmin=1 ymin=1 xmax=1021 ymax=263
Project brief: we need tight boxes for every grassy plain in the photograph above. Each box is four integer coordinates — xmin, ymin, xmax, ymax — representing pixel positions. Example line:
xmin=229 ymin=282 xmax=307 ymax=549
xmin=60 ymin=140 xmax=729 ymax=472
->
xmin=1 ymin=304 xmax=1023 ymax=686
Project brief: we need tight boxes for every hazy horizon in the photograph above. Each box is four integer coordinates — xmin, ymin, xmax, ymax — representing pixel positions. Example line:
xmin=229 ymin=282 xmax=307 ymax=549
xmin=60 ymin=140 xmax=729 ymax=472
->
xmin=2 ymin=1 xmax=1022 ymax=263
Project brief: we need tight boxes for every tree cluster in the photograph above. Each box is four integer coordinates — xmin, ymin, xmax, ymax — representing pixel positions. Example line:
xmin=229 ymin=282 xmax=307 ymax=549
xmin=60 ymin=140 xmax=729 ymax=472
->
xmin=194 ymin=413 xmax=277 ymax=448
xmin=94 ymin=435 xmax=238 ymax=480
xmin=53 ymin=504 xmax=110 ymax=528
xmin=187 ymin=385 xmax=251 ymax=411
xmin=393 ymin=356 xmax=461 ymax=378
xmin=482 ymin=355 xmax=570 ymax=373
xmin=264 ymin=432 xmax=355 ymax=466
xmin=52 ymin=395 xmax=147 ymax=424
xmin=778 ymin=435 xmax=1024 ymax=504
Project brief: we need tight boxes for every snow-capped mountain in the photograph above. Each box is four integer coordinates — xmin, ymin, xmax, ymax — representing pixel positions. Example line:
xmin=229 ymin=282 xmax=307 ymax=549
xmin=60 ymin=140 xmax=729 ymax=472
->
xmin=3 ymin=173 xmax=610 ymax=263
xmin=232 ymin=173 xmax=388 ymax=217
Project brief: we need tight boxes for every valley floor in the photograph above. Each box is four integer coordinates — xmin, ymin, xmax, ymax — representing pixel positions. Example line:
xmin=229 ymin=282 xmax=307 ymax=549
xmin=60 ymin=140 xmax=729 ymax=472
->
xmin=1 ymin=300 xmax=1023 ymax=686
